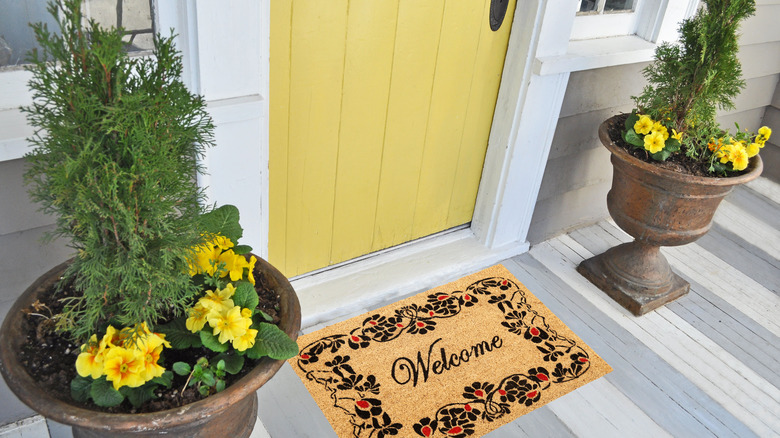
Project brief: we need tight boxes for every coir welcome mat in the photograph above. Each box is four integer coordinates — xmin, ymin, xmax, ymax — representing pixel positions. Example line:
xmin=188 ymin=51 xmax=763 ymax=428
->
xmin=289 ymin=265 xmax=612 ymax=437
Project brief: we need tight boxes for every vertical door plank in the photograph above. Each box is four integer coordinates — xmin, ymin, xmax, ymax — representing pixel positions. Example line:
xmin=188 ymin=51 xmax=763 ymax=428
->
xmin=412 ymin=0 xmax=484 ymax=240
xmin=330 ymin=0 xmax=400 ymax=264
xmin=447 ymin=0 xmax=516 ymax=228
xmin=269 ymin=0 xmax=292 ymax=270
xmin=284 ymin=0 xmax=349 ymax=276
xmin=372 ymin=0 xmax=447 ymax=252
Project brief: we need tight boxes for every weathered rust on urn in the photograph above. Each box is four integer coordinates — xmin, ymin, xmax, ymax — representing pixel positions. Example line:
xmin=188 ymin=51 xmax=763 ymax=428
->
xmin=0 ymin=256 xmax=301 ymax=437
xmin=578 ymin=116 xmax=763 ymax=315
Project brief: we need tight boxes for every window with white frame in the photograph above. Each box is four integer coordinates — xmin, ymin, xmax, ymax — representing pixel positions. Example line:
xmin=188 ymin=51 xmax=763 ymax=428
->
xmin=571 ymin=0 xmax=641 ymax=40
xmin=578 ymin=0 xmax=636 ymax=14
xmin=0 ymin=0 xmax=155 ymax=69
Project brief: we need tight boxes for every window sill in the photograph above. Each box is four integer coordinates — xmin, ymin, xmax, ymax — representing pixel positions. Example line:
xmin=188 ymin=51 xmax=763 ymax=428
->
xmin=534 ymin=35 xmax=656 ymax=76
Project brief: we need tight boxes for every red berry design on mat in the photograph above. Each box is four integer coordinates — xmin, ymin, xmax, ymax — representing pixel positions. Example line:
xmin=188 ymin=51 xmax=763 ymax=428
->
xmin=416 ymin=321 xmax=425 ymax=327
xmin=448 ymin=426 xmax=463 ymax=435
xmin=421 ymin=425 xmax=432 ymax=437
xmin=537 ymin=373 xmax=549 ymax=381
xmin=526 ymin=390 xmax=538 ymax=398
xmin=437 ymin=294 xmax=449 ymax=301
xmin=464 ymin=404 xmax=472 ymax=412
xmin=351 ymin=336 xmax=360 ymax=342
xmin=429 ymin=311 xmax=435 ymax=316
xmin=498 ymin=389 xmax=507 ymax=395
xmin=474 ymin=390 xmax=484 ymax=397
xmin=300 ymin=354 xmax=309 ymax=360
xmin=356 ymin=400 xmax=370 ymax=410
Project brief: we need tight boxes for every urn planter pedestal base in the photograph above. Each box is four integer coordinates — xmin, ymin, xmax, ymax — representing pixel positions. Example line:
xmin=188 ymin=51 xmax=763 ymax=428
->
xmin=577 ymin=241 xmax=689 ymax=316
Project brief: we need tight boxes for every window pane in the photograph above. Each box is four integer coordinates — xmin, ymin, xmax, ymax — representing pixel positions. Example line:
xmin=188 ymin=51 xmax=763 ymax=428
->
xmin=0 ymin=0 xmax=154 ymax=68
xmin=604 ymin=0 xmax=635 ymax=12
xmin=579 ymin=0 xmax=598 ymax=13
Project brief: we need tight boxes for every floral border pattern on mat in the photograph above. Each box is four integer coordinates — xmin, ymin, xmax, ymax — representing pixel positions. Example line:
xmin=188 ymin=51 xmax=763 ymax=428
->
xmin=295 ymin=276 xmax=592 ymax=438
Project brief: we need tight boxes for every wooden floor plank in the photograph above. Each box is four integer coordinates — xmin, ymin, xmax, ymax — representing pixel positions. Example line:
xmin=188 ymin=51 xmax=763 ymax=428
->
xmin=506 ymin=256 xmax=750 ymax=437
xmin=713 ymin=200 xmax=780 ymax=263
xmin=530 ymin=238 xmax=778 ymax=437
xmin=547 ymin=379 xmax=672 ymax=438
xmin=745 ymin=177 xmax=780 ymax=205
xmin=696 ymin=224 xmax=780 ymax=295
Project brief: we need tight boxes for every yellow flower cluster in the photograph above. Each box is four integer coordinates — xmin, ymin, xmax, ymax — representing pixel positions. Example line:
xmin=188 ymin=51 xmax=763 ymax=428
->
xmin=709 ymin=127 xmax=770 ymax=171
xmin=634 ymin=115 xmax=672 ymax=154
xmin=75 ymin=323 xmax=170 ymax=390
xmin=189 ymin=234 xmax=258 ymax=285
xmin=185 ymin=283 xmax=258 ymax=351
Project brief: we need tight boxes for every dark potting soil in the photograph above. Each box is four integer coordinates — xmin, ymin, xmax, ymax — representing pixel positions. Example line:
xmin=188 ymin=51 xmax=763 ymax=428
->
xmin=17 ymin=262 xmax=284 ymax=414
xmin=606 ymin=114 xmax=750 ymax=178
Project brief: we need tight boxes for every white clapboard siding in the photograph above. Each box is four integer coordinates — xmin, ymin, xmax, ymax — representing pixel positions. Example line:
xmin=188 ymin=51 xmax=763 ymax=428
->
xmin=530 ymin=238 xmax=780 ymax=437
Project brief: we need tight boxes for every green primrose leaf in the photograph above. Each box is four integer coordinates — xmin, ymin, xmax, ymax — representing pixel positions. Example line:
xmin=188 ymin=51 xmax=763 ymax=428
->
xmin=198 ymin=385 xmax=210 ymax=396
xmin=200 ymin=205 xmax=243 ymax=243
xmin=623 ymin=129 xmax=645 ymax=148
xmin=155 ymin=318 xmax=203 ymax=349
xmin=70 ymin=375 xmax=92 ymax=403
xmin=122 ymin=385 xmax=156 ymax=408
xmin=216 ymin=379 xmax=226 ymax=393
xmin=625 ymin=112 xmax=639 ymax=130
xmin=233 ymin=281 xmax=259 ymax=311
xmin=213 ymin=352 xmax=245 ymax=375
xmin=200 ymin=329 xmax=230 ymax=352
xmin=664 ymin=137 xmax=681 ymax=152
xmin=90 ymin=377 xmax=125 ymax=407
xmin=151 ymin=370 xmax=174 ymax=388
xmin=233 ymin=244 xmax=253 ymax=255
xmin=172 ymin=362 xmax=192 ymax=376
xmin=651 ymin=149 xmax=672 ymax=161
xmin=246 ymin=323 xmax=299 ymax=360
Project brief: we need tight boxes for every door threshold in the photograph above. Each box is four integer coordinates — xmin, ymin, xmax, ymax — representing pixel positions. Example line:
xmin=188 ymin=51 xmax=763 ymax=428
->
xmin=290 ymin=228 xmax=529 ymax=330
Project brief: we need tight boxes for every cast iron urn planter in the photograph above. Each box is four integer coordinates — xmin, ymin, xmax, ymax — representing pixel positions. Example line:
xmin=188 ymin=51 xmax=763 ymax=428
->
xmin=0 ymin=256 xmax=301 ymax=437
xmin=577 ymin=116 xmax=763 ymax=316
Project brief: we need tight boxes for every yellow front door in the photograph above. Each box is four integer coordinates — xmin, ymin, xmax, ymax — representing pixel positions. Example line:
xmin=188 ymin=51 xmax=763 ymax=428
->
xmin=270 ymin=0 xmax=516 ymax=277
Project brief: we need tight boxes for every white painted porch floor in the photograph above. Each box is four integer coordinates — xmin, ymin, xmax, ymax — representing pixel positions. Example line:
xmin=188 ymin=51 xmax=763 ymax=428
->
xmin=13 ymin=177 xmax=780 ymax=438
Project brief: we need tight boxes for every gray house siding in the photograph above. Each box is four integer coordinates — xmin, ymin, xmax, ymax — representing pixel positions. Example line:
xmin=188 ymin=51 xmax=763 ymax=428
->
xmin=528 ymin=2 xmax=780 ymax=244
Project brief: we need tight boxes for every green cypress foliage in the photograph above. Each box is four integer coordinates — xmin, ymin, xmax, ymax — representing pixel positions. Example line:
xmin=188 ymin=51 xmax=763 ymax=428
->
xmin=23 ymin=0 xmax=214 ymax=341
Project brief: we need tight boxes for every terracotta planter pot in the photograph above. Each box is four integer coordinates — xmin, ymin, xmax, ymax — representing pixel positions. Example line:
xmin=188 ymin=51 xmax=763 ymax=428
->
xmin=577 ymin=115 xmax=763 ymax=315
xmin=0 ymin=256 xmax=301 ymax=437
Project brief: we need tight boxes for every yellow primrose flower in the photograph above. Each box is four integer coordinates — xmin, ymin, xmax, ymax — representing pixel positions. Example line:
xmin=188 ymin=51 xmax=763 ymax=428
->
xmin=218 ymin=250 xmax=248 ymax=282
xmin=717 ymin=143 xmax=732 ymax=163
xmin=634 ymin=115 xmax=653 ymax=135
xmin=200 ymin=283 xmax=236 ymax=313
xmin=651 ymin=122 xmax=669 ymax=140
xmin=671 ymin=129 xmax=683 ymax=141
xmin=232 ymin=328 xmax=258 ymax=352
xmin=644 ymin=131 xmax=666 ymax=154
xmin=746 ymin=142 xmax=760 ymax=158
xmin=103 ymin=347 xmax=145 ymax=390
xmin=195 ymin=245 xmax=222 ymax=276
xmin=134 ymin=335 xmax=166 ymax=381
xmin=75 ymin=335 xmax=105 ymax=379
xmin=186 ymin=301 xmax=214 ymax=332
xmin=101 ymin=325 xmax=129 ymax=349
xmin=208 ymin=306 xmax=251 ymax=344
xmin=729 ymin=143 xmax=749 ymax=171
xmin=241 ymin=307 xmax=252 ymax=319
xmin=212 ymin=234 xmax=234 ymax=251
xmin=247 ymin=255 xmax=257 ymax=285
xmin=758 ymin=126 xmax=772 ymax=143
